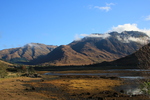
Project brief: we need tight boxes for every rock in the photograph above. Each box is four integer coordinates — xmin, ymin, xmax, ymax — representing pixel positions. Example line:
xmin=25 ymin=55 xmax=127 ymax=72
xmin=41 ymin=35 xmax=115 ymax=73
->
xmin=120 ymin=89 xmax=124 ymax=93
xmin=87 ymin=96 xmax=92 ymax=99
xmin=113 ymin=92 xmax=119 ymax=97
xmin=97 ymin=97 xmax=103 ymax=100
xmin=86 ymin=92 xmax=90 ymax=95
xmin=31 ymin=87 xmax=35 ymax=90
xmin=109 ymin=76 xmax=119 ymax=79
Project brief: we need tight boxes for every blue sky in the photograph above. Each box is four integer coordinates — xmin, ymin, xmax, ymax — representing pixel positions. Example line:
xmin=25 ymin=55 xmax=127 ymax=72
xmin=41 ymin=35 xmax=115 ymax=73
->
xmin=0 ymin=0 xmax=150 ymax=50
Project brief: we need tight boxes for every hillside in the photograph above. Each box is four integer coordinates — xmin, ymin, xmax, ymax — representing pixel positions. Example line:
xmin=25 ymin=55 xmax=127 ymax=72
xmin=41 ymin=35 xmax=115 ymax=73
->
xmin=32 ymin=31 xmax=149 ymax=65
xmin=0 ymin=60 xmax=13 ymax=66
xmin=0 ymin=43 xmax=57 ymax=64
xmin=93 ymin=43 xmax=150 ymax=69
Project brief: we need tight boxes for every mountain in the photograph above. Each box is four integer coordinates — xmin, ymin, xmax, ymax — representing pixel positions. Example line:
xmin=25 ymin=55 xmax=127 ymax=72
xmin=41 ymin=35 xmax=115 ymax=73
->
xmin=32 ymin=45 xmax=94 ymax=65
xmin=0 ymin=43 xmax=57 ymax=64
xmin=32 ymin=31 xmax=150 ymax=65
xmin=93 ymin=43 xmax=150 ymax=69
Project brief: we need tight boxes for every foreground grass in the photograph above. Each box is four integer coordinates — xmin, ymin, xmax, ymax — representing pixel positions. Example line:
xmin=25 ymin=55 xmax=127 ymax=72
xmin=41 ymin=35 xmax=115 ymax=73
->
xmin=0 ymin=77 xmax=50 ymax=100
xmin=42 ymin=78 xmax=122 ymax=93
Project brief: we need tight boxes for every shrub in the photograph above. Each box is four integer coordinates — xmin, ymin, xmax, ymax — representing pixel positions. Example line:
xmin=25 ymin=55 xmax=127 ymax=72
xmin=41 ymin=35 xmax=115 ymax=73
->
xmin=140 ymin=81 xmax=150 ymax=95
xmin=0 ymin=63 xmax=8 ymax=78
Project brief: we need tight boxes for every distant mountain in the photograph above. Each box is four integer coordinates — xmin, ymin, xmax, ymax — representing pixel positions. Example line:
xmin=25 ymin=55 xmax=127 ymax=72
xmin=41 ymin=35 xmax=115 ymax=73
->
xmin=0 ymin=43 xmax=57 ymax=64
xmin=32 ymin=31 xmax=150 ymax=65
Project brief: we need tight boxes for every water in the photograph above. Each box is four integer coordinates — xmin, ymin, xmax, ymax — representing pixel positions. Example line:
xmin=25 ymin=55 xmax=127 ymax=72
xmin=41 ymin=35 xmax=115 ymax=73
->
xmin=116 ymin=84 xmax=143 ymax=95
xmin=44 ymin=69 xmax=150 ymax=79
xmin=44 ymin=69 xmax=150 ymax=95
xmin=120 ymin=76 xmax=144 ymax=79
xmin=107 ymin=69 xmax=150 ymax=72
xmin=44 ymin=72 xmax=120 ymax=76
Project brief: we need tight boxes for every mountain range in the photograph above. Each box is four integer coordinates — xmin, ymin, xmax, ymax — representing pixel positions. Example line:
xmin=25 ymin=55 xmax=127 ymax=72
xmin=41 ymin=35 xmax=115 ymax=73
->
xmin=31 ymin=31 xmax=149 ymax=65
xmin=0 ymin=31 xmax=149 ymax=66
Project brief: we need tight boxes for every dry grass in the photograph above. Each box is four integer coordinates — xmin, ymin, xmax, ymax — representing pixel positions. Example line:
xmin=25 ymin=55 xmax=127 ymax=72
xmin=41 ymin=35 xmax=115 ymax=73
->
xmin=0 ymin=77 xmax=50 ymax=100
xmin=68 ymin=79 xmax=121 ymax=91
xmin=40 ymin=77 xmax=122 ymax=95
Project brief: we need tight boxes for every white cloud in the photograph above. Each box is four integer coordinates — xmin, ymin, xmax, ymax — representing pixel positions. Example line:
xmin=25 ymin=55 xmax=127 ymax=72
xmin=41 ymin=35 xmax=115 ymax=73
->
xmin=93 ymin=3 xmax=115 ymax=12
xmin=110 ymin=24 xmax=139 ymax=33
xmin=116 ymin=35 xmax=149 ymax=44
xmin=128 ymin=37 xmax=149 ymax=44
xmin=74 ymin=34 xmax=81 ymax=41
xmin=109 ymin=23 xmax=150 ymax=37
xmin=74 ymin=33 xmax=110 ymax=41
xmin=108 ymin=24 xmax=150 ymax=44
xmin=106 ymin=3 xmax=115 ymax=6
xmin=86 ymin=33 xmax=110 ymax=39
xmin=88 ymin=5 xmax=93 ymax=9
xmin=94 ymin=6 xmax=111 ymax=12
xmin=145 ymin=15 xmax=150 ymax=21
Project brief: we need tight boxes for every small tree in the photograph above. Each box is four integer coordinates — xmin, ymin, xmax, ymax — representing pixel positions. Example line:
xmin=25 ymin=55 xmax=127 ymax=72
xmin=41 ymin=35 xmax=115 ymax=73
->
xmin=19 ymin=65 xmax=27 ymax=73
xmin=28 ymin=67 xmax=36 ymax=75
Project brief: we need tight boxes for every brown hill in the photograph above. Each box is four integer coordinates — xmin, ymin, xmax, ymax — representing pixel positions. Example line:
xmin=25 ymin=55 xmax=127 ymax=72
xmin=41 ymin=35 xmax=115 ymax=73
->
xmin=32 ymin=45 xmax=93 ymax=65
xmin=32 ymin=31 xmax=148 ymax=65
xmin=0 ymin=43 xmax=57 ymax=64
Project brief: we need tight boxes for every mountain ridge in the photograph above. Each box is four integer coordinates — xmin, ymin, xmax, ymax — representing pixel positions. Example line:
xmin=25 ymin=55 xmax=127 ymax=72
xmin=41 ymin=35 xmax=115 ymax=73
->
xmin=0 ymin=31 xmax=149 ymax=65
xmin=31 ymin=31 xmax=149 ymax=65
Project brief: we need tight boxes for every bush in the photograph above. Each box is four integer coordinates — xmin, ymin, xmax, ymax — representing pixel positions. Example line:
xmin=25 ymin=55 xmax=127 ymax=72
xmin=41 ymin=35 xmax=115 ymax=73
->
xmin=16 ymin=66 xmax=36 ymax=75
xmin=140 ymin=81 xmax=150 ymax=95
xmin=0 ymin=63 xmax=8 ymax=78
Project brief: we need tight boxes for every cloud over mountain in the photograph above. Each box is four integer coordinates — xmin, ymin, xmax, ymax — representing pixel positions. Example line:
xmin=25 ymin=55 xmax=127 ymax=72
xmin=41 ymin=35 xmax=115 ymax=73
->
xmin=109 ymin=23 xmax=150 ymax=37
xmin=74 ymin=33 xmax=110 ymax=41
xmin=80 ymin=33 xmax=110 ymax=38
xmin=75 ymin=24 xmax=150 ymax=44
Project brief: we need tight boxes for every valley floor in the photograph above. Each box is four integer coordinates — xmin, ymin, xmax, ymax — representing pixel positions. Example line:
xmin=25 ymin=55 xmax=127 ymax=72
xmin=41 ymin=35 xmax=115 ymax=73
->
xmin=0 ymin=71 xmax=149 ymax=100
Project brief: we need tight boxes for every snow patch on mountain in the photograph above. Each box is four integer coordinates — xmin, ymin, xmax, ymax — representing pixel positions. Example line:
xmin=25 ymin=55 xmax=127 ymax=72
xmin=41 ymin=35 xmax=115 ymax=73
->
xmin=24 ymin=43 xmax=41 ymax=48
